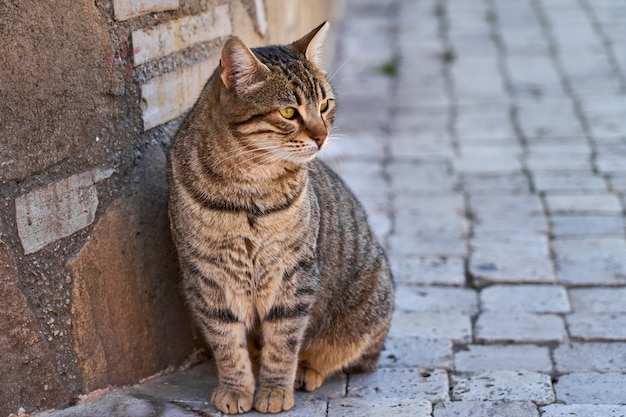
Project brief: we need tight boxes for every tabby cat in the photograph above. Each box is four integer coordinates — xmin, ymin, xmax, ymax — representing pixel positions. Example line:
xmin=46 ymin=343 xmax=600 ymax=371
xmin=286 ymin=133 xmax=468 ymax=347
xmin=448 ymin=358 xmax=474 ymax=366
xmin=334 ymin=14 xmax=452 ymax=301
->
xmin=167 ymin=22 xmax=394 ymax=414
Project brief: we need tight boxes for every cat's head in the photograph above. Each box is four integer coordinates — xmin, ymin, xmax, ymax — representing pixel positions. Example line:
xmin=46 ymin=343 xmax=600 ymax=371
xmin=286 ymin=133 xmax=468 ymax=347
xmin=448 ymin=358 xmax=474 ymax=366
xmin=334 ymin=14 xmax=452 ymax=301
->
xmin=218 ymin=22 xmax=335 ymax=164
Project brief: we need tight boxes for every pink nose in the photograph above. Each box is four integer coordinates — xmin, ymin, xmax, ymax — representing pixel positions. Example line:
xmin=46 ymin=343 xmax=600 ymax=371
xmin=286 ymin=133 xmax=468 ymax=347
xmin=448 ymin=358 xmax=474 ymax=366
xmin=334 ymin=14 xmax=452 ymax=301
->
xmin=312 ymin=132 xmax=327 ymax=148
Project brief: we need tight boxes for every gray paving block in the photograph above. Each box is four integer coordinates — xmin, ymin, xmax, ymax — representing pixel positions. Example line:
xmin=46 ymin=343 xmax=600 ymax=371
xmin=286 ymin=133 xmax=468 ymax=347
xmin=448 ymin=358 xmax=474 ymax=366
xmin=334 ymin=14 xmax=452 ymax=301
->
xmin=480 ymin=284 xmax=570 ymax=313
xmin=348 ymin=368 xmax=449 ymax=402
xmin=532 ymin=172 xmax=607 ymax=192
xmin=394 ymin=285 xmax=478 ymax=314
xmin=554 ymin=342 xmax=626 ymax=373
xmin=393 ymin=194 xmax=468 ymax=237
xmin=453 ymin=146 xmax=523 ymax=174
xmin=516 ymin=99 xmax=585 ymax=140
xmin=390 ymin=256 xmax=466 ymax=286
xmin=545 ymin=193 xmax=622 ymax=214
xmin=469 ymin=194 xmax=548 ymax=236
xmin=450 ymin=370 xmax=555 ymax=405
xmin=388 ymin=161 xmax=458 ymax=193
xmin=388 ymin=234 xmax=468 ymax=257
xmin=569 ymin=287 xmax=626 ymax=313
xmin=328 ymin=397 xmax=432 ymax=417
xmin=390 ymin=310 xmax=472 ymax=343
xmin=553 ymin=238 xmax=626 ymax=285
xmin=550 ymin=215 xmax=625 ymax=237
xmin=541 ymin=404 xmax=626 ymax=417
xmin=455 ymin=103 xmax=517 ymax=143
xmin=554 ymin=372 xmax=626 ymax=404
xmin=434 ymin=401 xmax=539 ymax=417
xmin=454 ymin=344 xmax=552 ymax=373
xmin=245 ymin=400 xmax=328 ymax=417
xmin=475 ymin=312 xmax=567 ymax=343
xmin=567 ymin=313 xmax=626 ymax=341
xmin=460 ymin=173 xmax=530 ymax=193
xmin=380 ymin=337 xmax=453 ymax=370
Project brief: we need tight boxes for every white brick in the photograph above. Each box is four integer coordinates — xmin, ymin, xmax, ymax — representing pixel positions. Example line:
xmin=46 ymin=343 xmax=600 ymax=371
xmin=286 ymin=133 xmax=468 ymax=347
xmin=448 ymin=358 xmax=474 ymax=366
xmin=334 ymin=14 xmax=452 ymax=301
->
xmin=554 ymin=342 xmax=626 ymax=373
xmin=542 ymin=404 xmax=626 ymax=417
xmin=348 ymin=368 xmax=449 ymax=402
xmin=393 ymin=194 xmax=468 ymax=237
xmin=15 ymin=168 xmax=114 ymax=254
xmin=113 ymin=0 xmax=179 ymax=21
xmin=567 ymin=313 xmax=626 ymax=341
xmin=140 ymin=56 xmax=218 ymax=130
xmin=569 ymin=287 xmax=626 ymax=313
xmin=480 ymin=285 xmax=570 ymax=313
xmin=390 ymin=310 xmax=472 ymax=343
xmin=380 ymin=337 xmax=453 ymax=369
xmin=435 ymin=401 xmax=539 ymax=417
xmin=395 ymin=286 xmax=478 ymax=315
xmin=454 ymin=344 xmax=552 ymax=373
xmin=475 ymin=312 xmax=566 ymax=343
xmin=554 ymin=372 xmax=626 ymax=404
xmin=328 ymin=397 xmax=432 ymax=417
xmin=453 ymin=146 xmax=523 ymax=174
xmin=133 ymin=5 xmax=232 ymax=66
xmin=553 ymin=238 xmax=626 ymax=285
xmin=390 ymin=256 xmax=466 ymax=286
xmin=469 ymin=194 xmax=547 ymax=237
xmin=545 ymin=193 xmax=622 ymax=214
xmin=450 ymin=371 xmax=555 ymax=405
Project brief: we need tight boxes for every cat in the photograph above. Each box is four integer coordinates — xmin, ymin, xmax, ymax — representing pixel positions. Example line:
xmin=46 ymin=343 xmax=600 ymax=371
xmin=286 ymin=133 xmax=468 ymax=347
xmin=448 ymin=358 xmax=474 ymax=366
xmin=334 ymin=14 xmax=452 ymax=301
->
xmin=167 ymin=22 xmax=394 ymax=414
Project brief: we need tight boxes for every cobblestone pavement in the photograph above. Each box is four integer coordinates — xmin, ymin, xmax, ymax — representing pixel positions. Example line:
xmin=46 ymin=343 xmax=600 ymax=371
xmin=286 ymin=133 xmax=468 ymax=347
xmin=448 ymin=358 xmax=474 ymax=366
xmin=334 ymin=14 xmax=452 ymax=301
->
xmin=33 ymin=0 xmax=626 ymax=416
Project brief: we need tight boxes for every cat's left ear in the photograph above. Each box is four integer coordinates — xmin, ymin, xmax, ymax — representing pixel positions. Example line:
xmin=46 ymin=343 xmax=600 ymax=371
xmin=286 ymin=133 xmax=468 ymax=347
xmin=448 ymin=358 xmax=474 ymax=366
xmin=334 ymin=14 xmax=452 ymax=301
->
xmin=292 ymin=21 xmax=330 ymax=71
xmin=220 ymin=36 xmax=270 ymax=92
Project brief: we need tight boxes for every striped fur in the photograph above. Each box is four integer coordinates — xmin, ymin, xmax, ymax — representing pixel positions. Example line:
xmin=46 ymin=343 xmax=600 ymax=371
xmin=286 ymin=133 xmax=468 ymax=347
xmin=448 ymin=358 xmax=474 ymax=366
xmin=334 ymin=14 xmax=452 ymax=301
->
xmin=167 ymin=22 xmax=393 ymax=414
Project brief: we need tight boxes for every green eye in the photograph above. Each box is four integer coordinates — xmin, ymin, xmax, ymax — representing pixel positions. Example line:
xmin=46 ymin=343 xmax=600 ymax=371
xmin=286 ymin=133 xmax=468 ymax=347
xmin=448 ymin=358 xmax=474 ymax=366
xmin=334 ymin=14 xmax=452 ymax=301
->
xmin=279 ymin=107 xmax=297 ymax=119
xmin=320 ymin=99 xmax=329 ymax=113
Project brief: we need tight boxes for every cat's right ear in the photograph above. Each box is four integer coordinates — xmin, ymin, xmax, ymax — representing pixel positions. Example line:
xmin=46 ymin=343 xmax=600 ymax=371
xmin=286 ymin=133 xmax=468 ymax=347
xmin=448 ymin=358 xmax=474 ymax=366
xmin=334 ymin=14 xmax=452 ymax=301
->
xmin=220 ymin=37 xmax=270 ymax=92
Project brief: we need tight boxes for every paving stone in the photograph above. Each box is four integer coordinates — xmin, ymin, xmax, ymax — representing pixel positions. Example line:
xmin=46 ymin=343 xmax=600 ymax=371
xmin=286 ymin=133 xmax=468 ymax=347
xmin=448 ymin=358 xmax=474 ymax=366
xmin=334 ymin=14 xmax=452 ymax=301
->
xmin=553 ymin=238 xmax=626 ymax=285
xmin=388 ymin=160 xmax=457 ymax=193
xmin=434 ymin=401 xmax=539 ymax=417
xmin=469 ymin=236 xmax=555 ymax=286
xmin=113 ymin=0 xmax=179 ymax=21
xmin=475 ymin=312 xmax=566 ymax=343
xmin=569 ymin=287 xmax=626 ymax=313
xmin=452 ymin=56 xmax=509 ymax=103
xmin=545 ymin=193 xmax=622 ymax=214
xmin=450 ymin=370 xmax=555 ymax=405
xmin=15 ymin=168 xmax=115 ymax=254
xmin=460 ymin=173 xmax=530 ymax=193
xmin=454 ymin=344 xmax=552 ymax=373
xmin=525 ymin=151 xmax=592 ymax=171
xmin=389 ymin=133 xmax=455 ymax=159
xmin=550 ymin=215 xmax=625 ymax=237
xmin=393 ymin=194 xmax=468 ymax=237
xmin=554 ymin=342 xmax=626 ymax=373
xmin=480 ymin=285 xmax=570 ymax=313
xmin=453 ymin=146 xmax=523 ymax=174
xmin=132 ymin=5 xmax=231 ymax=66
xmin=388 ymin=234 xmax=468 ymax=257
xmin=380 ymin=337 xmax=453 ymax=370
xmin=506 ymin=54 xmax=566 ymax=99
xmin=554 ymin=372 xmax=626 ymax=405
xmin=567 ymin=313 xmax=626 ymax=341
xmin=533 ymin=172 xmax=608 ymax=192
xmin=390 ymin=311 xmax=472 ymax=343
xmin=395 ymin=286 xmax=478 ymax=315
xmin=580 ymin=97 xmax=626 ymax=140
xmin=469 ymin=194 xmax=548 ymax=237
xmin=348 ymin=368 xmax=449 ymax=402
xmin=390 ymin=256 xmax=466 ymax=286
xmin=541 ymin=404 xmax=626 ymax=417
xmin=517 ymin=99 xmax=585 ymax=140
xmin=607 ymin=174 xmax=626 ymax=192
xmin=455 ymin=104 xmax=517 ymax=143
xmin=328 ymin=397 xmax=432 ymax=417
xmin=596 ymin=144 xmax=626 ymax=174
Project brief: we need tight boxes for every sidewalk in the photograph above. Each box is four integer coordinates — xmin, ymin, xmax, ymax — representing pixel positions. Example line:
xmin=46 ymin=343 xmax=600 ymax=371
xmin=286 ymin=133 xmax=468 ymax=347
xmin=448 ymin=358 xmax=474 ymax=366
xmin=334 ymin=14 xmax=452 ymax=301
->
xmin=34 ymin=0 xmax=626 ymax=416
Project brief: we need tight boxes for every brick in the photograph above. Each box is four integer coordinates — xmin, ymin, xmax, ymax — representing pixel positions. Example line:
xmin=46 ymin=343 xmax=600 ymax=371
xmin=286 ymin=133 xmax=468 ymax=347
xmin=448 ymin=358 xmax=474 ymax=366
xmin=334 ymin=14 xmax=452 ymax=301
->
xmin=390 ymin=256 xmax=466 ymax=286
xmin=469 ymin=236 xmax=555 ymax=286
xmin=480 ymin=285 xmax=570 ymax=313
xmin=379 ymin=337 xmax=453 ymax=370
xmin=455 ymin=104 xmax=517 ymax=143
xmin=475 ymin=312 xmax=566 ymax=343
xmin=322 ymin=132 xmax=386 ymax=161
xmin=469 ymin=194 xmax=547 ymax=237
xmin=348 ymin=368 xmax=449 ymax=402
xmin=450 ymin=371 xmax=555 ymax=405
xmin=113 ymin=0 xmax=179 ymax=21
xmin=454 ymin=344 xmax=552 ymax=373
xmin=460 ymin=173 xmax=530 ymax=193
xmin=553 ymin=238 xmax=626 ymax=285
xmin=554 ymin=342 xmax=626 ymax=373
xmin=132 ymin=5 xmax=231 ymax=66
xmin=596 ymin=144 xmax=626 ymax=174
xmin=554 ymin=372 xmax=626 ymax=405
xmin=506 ymin=54 xmax=566 ymax=100
xmin=388 ymin=160 xmax=457 ymax=193
xmin=389 ymin=133 xmax=455 ymax=159
xmin=394 ymin=286 xmax=478 ymax=315
xmin=569 ymin=287 xmax=626 ymax=313
xmin=387 ymin=113 xmax=450 ymax=145
xmin=541 ymin=404 xmax=626 ymax=417
xmin=390 ymin=311 xmax=472 ymax=343
xmin=525 ymin=151 xmax=591 ymax=171
xmin=516 ymin=99 xmax=585 ymax=140
xmin=551 ymin=215 xmax=625 ymax=237
xmin=580 ymin=97 xmax=626 ymax=140
xmin=557 ymin=44 xmax=622 ymax=97
xmin=393 ymin=194 xmax=468 ymax=237
xmin=452 ymin=56 xmax=508 ymax=103
xmin=140 ymin=56 xmax=219 ymax=130
xmin=545 ymin=193 xmax=622 ymax=214
xmin=388 ymin=234 xmax=468 ymax=258
xmin=328 ymin=397 xmax=432 ymax=417
xmin=434 ymin=401 xmax=539 ymax=417
xmin=15 ymin=168 xmax=114 ymax=254
xmin=533 ymin=172 xmax=607 ymax=192
xmin=567 ymin=313 xmax=626 ymax=341
xmin=453 ymin=145 xmax=523 ymax=174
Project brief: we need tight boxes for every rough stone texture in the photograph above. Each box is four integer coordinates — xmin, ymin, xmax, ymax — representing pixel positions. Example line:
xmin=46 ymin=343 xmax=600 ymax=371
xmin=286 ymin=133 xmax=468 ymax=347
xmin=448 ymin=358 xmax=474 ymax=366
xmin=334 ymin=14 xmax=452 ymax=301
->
xmin=379 ymin=337 xmax=453 ymax=370
xmin=328 ymin=398 xmax=433 ymax=417
xmin=566 ymin=313 xmax=626 ymax=341
xmin=67 ymin=144 xmax=194 ymax=391
xmin=554 ymin=342 xmax=626 ymax=373
xmin=434 ymin=401 xmax=539 ymax=417
xmin=451 ymin=370 xmax=555 ymax=405
xmin=475 ymin=312 xmax=566 ymax=343
xmin=0 ymin=232 xmax=69 ymax=416
xmin=348 ymin=368 xmax=449 ymax=402
xmin=480 ymin=285 xmax=570 ymax=313
xmin=394 ymin=285 xmax=478 ymax=315
xmin=554 ymin=372 xmax=626 ymax=405
xmin=15 ymin=169 xmax=114 ymax=254
xmin=390 ymin=310 xmax=472 ymax=343
xmin=454 ymin=344 xmax=552 ymax=373
xmin=0 ymin=0 xmax=117 ymax=181
xmin=541 ymin=404 xmax=626 ymax=417
xmin=553 ymin=238 xmax=626 ymax=285
xmin=390 ymin=256 xmax=466 ymax=286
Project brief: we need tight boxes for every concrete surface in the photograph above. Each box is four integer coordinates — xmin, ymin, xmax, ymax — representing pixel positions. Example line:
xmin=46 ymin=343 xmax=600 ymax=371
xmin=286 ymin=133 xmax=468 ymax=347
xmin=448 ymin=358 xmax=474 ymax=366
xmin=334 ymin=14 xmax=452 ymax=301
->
xmin=29 ymin=0 xmax=626 ymax=415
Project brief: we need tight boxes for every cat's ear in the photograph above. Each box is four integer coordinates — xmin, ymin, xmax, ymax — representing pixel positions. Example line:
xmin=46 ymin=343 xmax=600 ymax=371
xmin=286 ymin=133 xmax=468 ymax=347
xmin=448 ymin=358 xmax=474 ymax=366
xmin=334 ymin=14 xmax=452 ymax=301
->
xmin=220 ymin=36 xmax=270 ymax=92
xmin=292 ymin=21 xmax=330 ymax=71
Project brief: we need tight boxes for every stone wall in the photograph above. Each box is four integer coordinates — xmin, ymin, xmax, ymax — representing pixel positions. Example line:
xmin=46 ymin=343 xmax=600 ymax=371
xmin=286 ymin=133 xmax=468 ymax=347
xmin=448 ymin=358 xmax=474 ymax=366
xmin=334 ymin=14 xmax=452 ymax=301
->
xmin=0 ymin=0 xmax=335 ymax=414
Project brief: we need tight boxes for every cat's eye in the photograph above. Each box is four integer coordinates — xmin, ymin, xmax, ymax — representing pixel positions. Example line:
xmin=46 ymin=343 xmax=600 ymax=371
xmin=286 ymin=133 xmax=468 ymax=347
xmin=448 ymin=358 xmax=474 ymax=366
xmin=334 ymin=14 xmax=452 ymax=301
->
xmin=320 ymin=99 xmax=329 ymax=113
xmin=279 ymin=107 xmax=297 ymax=119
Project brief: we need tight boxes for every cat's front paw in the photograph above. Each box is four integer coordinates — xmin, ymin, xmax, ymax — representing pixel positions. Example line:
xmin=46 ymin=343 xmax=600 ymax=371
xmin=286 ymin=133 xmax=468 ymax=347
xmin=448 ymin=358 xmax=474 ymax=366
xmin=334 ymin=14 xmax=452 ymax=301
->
xmin=294 ymin=366 xmax=324 ymax=392
xmin=212 ymin=387 xmax=253 ymax=414
xmin=254 ymin=387 xmax=295 ymax=413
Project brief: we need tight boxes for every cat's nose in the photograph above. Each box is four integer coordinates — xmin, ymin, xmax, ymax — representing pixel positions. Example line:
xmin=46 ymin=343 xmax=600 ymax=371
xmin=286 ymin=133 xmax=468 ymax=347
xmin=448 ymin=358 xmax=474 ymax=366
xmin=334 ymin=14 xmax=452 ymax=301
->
xmin=309 ymin=127 xmax=328 ymax=148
